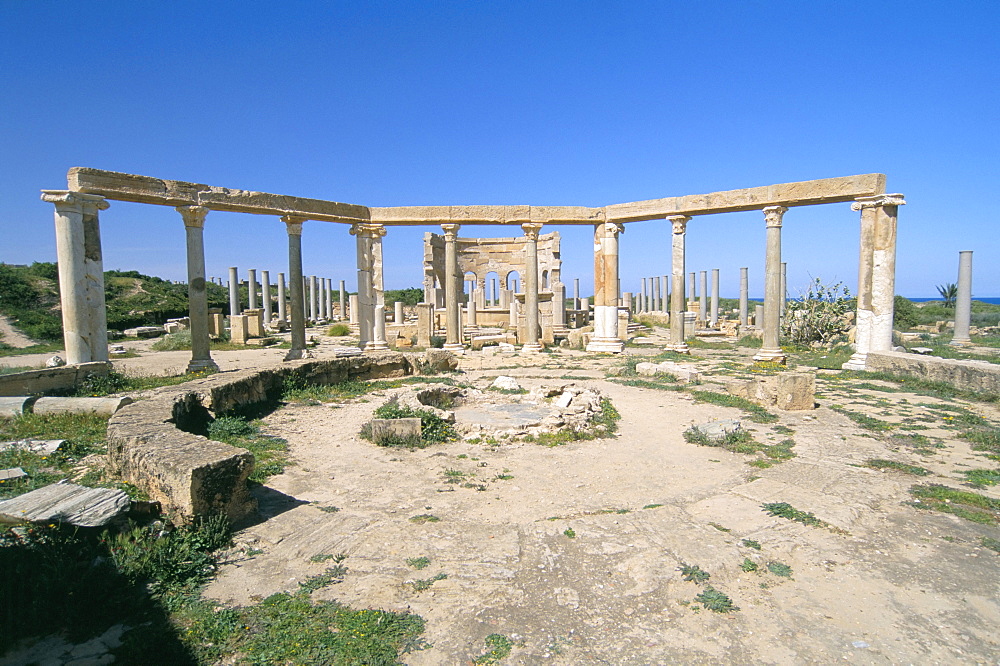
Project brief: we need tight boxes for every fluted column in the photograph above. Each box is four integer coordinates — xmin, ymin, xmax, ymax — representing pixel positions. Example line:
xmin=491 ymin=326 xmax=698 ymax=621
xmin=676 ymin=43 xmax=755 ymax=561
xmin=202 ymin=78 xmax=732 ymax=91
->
xmin=228 ymin=267 xmax=239 ymax=317
xmin=952 ymin=251 xmax=973 ymax=346
xmin=369 ymin=226 xmax=389 ymax=351
xmin=41 ymin=191 xmax=110 ymax=365
xmin=667 ymin=215 xmax=690 ymax=353
xmin=521 ymin=222 xmax=544 ymax=352
xmin=754 ymin=206 xmax=787 ymax=363
xmin=176 ymin=206 xmax=218 ymax=373
xmin=844 ymin=194 xmax=905 ymax=369
xmin=441 ymin=223 xmax=464 ymax=352
xmin=282 ymin=216 xmax=309 ymax=360
xmin=587 ymin=221 xmax=625 ymax=353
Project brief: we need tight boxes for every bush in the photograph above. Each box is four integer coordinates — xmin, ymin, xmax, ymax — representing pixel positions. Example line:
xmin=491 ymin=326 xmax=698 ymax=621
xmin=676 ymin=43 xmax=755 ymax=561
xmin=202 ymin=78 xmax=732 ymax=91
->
xmin=430 ymin=335 xmax=445 ymax=349
xmin=781 ymin=279 xmax=852 ymax=345
xmin=326 ymin=323 xmax=351 ymax=336
xmin=151 ymin=330 xmax=191 ymax=351
xmin=894 ymin=295 xmax=918 ymax=330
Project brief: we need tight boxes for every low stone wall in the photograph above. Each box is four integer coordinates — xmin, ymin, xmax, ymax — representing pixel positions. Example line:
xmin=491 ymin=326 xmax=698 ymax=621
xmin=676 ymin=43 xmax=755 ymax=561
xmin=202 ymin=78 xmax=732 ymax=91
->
xmin=106 ymin=353 xmax=417 ymax=524
xmin=0 ymin=362 xmax=110 ymax=397
xmin=866 ymin=351 xmax=1000 ymax=394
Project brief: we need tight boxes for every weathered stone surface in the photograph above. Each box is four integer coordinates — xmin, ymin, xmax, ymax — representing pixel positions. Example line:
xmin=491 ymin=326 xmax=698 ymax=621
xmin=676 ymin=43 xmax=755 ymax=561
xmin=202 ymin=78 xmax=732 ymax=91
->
xmin=423 ymin=349 xmax=459 ymax=373
xmin=68 ymin=168 xmax=369 ymax=223
xmin=46 ymin=355 xmax=66 ymax=368
xmin=491 ymin=376 xmax=522 ymax=391
xmin=0 ymin=467 xmax=27 ymax=481
xmin=0 ymin=483 xmax=129 ymax=527
xmin=124 ymin=326 xmax=164 ymax=338
xmin=0 ymin=362 xmax=110 ymax=398
xmin=605 ymin=174 xmax=886 ymax=222
xmin=0 ymin=439 xmax=64 ymax=455
xmin=694 ymin=419 xmax=742 ymax=441
xmin=866 ymin=351 xmax=1000 ymax=394
xmin=371 ymin=205 xmax=603 ymax=226
xmin=367 ymin=418 xmax=422 ymax=446
xmin=33 ymin=396 xmax=133 ymax=416
xmin=726 ymin=372 xmax=816 ymax=410
xmin=635 ymin=361 xmax=701 ymax=383
xmin=0 ymin=396 xmax=35 ymax=417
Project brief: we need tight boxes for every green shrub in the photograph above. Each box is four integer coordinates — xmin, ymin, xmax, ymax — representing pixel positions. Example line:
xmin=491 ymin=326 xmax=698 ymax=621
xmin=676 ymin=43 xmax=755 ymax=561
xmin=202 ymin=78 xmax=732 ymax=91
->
xmin=151 ymin=330 xmax=191 ymax=351
xmin=327 ymin=323 xmax=351 ymax=336
xmin=894 ymin=295 xmax=918 ymax=330
xmin=780 ymin=279 xmax=852 ymax=345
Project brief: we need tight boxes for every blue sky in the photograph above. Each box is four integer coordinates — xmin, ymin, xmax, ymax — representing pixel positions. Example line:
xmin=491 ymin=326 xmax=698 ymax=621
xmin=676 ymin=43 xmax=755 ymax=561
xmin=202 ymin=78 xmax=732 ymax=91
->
xmin=2 ymin=1 xmax=997 ymax=298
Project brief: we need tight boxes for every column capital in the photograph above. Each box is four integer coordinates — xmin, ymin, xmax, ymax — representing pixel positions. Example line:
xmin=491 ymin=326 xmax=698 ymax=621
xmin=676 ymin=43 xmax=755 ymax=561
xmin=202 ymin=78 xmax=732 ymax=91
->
xmin=601 ymin=221 xmax=624 ymax=237
xmin=851 ymin=193 xmax=906 ymax=211
xmin=441 ymin=223 xmax=461 ymax=240
xmin=282 ymin=214 xmax=306 ymax=235
xmin=350 ymin=222 xmax=387 ymax=238
xmin=521 ymin=221 xmax=544 ymax=240
xmin=41 ymin=190 xmax=110 ymax=212
xmin=763 ymin=206 xmax=788 ymax=227
xmin=668 ymin=215 xmax=690 ymax=234
xmin=176 ymin=205 xmax=209 ymax=228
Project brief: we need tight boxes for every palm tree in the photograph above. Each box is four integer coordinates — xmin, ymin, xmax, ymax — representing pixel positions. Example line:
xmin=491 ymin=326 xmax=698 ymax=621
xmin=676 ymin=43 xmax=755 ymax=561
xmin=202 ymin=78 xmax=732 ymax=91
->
xmin=936 ymin=282 xmax=958 ymax=308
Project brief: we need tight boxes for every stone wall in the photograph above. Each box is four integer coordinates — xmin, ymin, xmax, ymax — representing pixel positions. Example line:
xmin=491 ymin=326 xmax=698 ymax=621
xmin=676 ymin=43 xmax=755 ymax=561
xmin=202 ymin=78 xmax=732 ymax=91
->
xmin=865 ymin=351 xmax=1000 ymax=394
xmin=423 ymin=231 xmax=562 ymax=295
xmin=0 ymin=362 xmax=110 ymax=397
xmin=105 ymin=353 xmax=416 ymax=524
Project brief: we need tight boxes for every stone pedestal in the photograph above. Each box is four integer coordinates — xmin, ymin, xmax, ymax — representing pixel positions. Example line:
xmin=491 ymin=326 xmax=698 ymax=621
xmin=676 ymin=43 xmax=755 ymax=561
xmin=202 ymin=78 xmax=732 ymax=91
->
xmin=416 ymin=303 xmax=434 ymax=348
xmin=245 ymin=309 xmax=265 ymax=338
xmin=230 ymin=315 xmax=250 ymax=344
xmin=208 ymin=310 xmax=224 ymax=338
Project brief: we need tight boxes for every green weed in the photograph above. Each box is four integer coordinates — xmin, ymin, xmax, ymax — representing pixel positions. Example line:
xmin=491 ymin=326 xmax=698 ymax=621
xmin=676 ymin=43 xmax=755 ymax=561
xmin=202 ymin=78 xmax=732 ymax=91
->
xmin=962 ymin=468 xmax=1000 ymax=487
xmin=409 ymin=514 xmax=440 ymax=524
xmin=762 ymin=502 xmax=829 ymax=528
xmin=474 ymin=633 xmax=514 ymax=665
xmin=908 ymin=484 xmax=1000 ymax=525
xmin=680 ymin=564 xmax=710 ymax=584
xmin=740 ymin=558 xmax=758 ymax=572
xmin=865 ymin=459 xmax=931 ymax=476
xmin=207 ymin=415 xmax=288 ymax=483
xmin=741 ymin=539 xmax=761 ymax=550
xmin=406 ymin=556 xmax=431 ymax=570
xmin=694 ymin=586 xmax=739 ymax=613
xmin=767 ymin=561 xmax=793 ymax=578
xmin=690 ymin=390 xmax=778 ymax=423
xmin=408 ymin=572 xmax=447 ymax=592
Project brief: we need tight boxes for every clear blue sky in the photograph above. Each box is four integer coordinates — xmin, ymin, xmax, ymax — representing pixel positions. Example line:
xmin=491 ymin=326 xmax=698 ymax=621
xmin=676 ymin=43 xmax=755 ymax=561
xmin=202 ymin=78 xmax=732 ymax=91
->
xmin=2 ymin=1 xmax=997 ymax=298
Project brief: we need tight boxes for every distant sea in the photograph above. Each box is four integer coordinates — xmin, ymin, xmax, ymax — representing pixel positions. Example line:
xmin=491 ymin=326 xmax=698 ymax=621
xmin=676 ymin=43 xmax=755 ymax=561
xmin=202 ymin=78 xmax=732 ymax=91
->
xmin=908 ymin=297 xmax=1000 ymax=304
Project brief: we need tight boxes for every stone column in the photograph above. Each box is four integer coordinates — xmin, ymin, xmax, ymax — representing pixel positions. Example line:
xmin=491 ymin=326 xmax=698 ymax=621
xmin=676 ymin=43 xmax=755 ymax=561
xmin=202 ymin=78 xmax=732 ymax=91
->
xmin=41 ymin=191 xmax=110 ymax=365
xmin=652 ymin=276 xmax=660 ymax=315
xmin=667 ymin=216 xmax=690 ymax=353
xmin=662 ymin=276 xmax=669 ymax=313
xmin=491 ymin=278 xmax=498 ymax=306
xmin=441 ymin=223 xmax=464 ymax=352
xmin=689 ymin=272 xmax=696 ymax=304
xmin=952 ymin=251 xmax=974 ymax=346
xmin=176 ymin=206 xmax=219 ymax=373
xmin=326 ymin=279 xmax=334 ymax=321
xmin=351 ymin=223 xmax=388 ymax=352
xmin=247 ymin=269 xmax=258 ymax=310
xmin=573 ymin=278 xmax=580 ymax=310
xmin=349 ymin=295 xmax=359 ymax=325
xmin=282 ymin=216 xmax=309 ymax=360
xmin=261 ymin=270 xmax=272 ymax=323
xmin=521 ymin=222 xmax=544 ymax=352
xmin=319 ymin=278 xmax=327 ymax=320
xmin=844 ymin=194 xmax=905 ymax=369
xmin=339 ymin=280 xmax=347 ymax=320
xmin=739 ymin=268 xmax=749 ymax=327
xmin=587 ymin=221 xmax=625 ymax=353
xmin=553 ymin=283 xmax=566 ymax=327
xmin=779 ymin=262 xmax=787 ymax=318
xmin=710 ymin=269 xmax=720 ymax=327
xmin=227 ymin=266 xmax=239 ymax=317
xmin=308 ymin=276 xmax=318 ymax=322
xmin=755 ymin=304 xmax=765 ymax=327
xmin=699 ymin=271 xmax=708 ymax=322
xmin=754 ymin=206 xmax=787 ymax=363
xmin=639 ymin=277 xmax=647 ymax=312
xmin=395 ymin=300 xmax=405 ymax=324
xmin=277 ymin=272 xmax=287 ymax=322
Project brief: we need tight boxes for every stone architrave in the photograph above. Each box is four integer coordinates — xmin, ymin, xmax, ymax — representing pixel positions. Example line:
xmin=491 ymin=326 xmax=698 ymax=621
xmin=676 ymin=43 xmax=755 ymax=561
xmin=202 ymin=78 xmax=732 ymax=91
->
xmin=228 ymin=266 xmax=239 ymax=317
xmin=739 ymin=267 xmax=749 ymax=326
xmin=587 ymin=221 xmax=625 ymax=352
xmin=521 ymin=222 xmax=544 ymax=353
xmin=952 ymin=251 xmax=973 ymax=346
xmin=277 ymin=272 xmax=287 ymax=322
xmin=667 ymin=215 xmax=690 ymax=353
xmin=339 ymin=280 xmax=347 ymax=320
xmin=247 ymin=268 xmax=258 ymax=310
xmin=754 ymin=206 xmax=787 ymax=363
xmin=710 ymin=269 xmax=720 ymax=327
xmin=441 ymin=223 xmax=464 ymax=352
xmin=176 ymin=206 xmax=219 ymax=373
xmin=41 ymin=191 xmax=110 ymax=365
xmin=281 ymin=216 xmax=309 ymax=360
xmin=261 ymin=270 xmax=272 ymax=323
xmin=843 ymin=194 xmax=905 ymax=369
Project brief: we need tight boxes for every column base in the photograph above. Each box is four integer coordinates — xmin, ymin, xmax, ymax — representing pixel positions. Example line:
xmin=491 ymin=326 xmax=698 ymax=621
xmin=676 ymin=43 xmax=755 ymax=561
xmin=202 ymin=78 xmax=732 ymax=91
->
xmin=442 ymin=343 xmax=466 ymax=354
xmin=664 ymin=343 xmax=690 ymax=354
xmin=520 ymin=343 xmax=543 ymax=354
xmin=186 ymin=358 xmax=219 ymax=374
xmin=283 ymin=348 xmax=313 ymax=361
xmin=365 ymin=341 xmax=390 ymax=352
xmin=950 ymin=339 xmax=972 ymax=347
xmin=753 ymin=348 xmax=787 ymax=364
xmin=842 ymin=352 xmax=868 ymax=371
xmin=586 ymin=338 xmax=624 ymax=353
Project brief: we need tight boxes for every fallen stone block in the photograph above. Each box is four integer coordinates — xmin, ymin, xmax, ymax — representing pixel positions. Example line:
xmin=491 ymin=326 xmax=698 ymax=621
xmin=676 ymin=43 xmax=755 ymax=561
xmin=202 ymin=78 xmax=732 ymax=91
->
xmin=367 ymin=418 xmax=422 ymax=446
xmin=635 ymin=361 xmax=700 ymax=383
xmin=0 ymin=483 xmax=130 ymax=527
xmin=124 ymin=326 xmax=164 ymax=338
xmin=725 ymin=372 xmax=816 ymax=410
xmin=0 ymin=439 xmax=65 ymax=455
xmin=33 ymin=396 xmax=134 ymax=416
xmin=0 ymin=396 xmax=36 ymax=417
xmin=693 ymin=419 xmax=742 ymax=442
xmin=0 ymin=467 xmax=27 ymax=481
xmin=424 ymin=349 xmax=459 ymax=372
xmin=491 ymin=376 xmax=522 ymax=391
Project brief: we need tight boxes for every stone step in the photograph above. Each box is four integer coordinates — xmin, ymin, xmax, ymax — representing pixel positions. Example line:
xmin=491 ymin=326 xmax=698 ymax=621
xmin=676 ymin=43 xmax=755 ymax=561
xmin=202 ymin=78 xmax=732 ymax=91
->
xmin=0 ymin=483 xmax=130 ymax=527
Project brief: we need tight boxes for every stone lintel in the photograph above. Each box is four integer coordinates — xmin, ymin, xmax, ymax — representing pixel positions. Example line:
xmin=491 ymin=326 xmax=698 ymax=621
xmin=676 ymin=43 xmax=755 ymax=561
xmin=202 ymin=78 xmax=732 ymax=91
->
xmin=604 ymin=174 xmax=887 ymax=222
xmin=370 ymin=205 xmax=605 ymax=226
xmin=67 ymin=168 xmax=370 ymax=223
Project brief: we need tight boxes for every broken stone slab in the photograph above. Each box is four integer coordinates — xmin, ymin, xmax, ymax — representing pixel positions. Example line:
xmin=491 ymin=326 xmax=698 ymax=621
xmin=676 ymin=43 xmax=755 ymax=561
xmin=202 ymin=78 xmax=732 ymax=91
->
xmin=33 ymin=396 xmax=134 ymax=416
xmin=367 ymin=418 xmax=422 ymax=446
xmin=0 ymin=483 xmax=130 ymax=527
xmin=491 ymin=376 xmax=521 ymax=391
xmin=910 ymin=347 xmax=934 ymax=355
xmin=0 ymin=439 xmax=65 ymax=455
xmin=694 ymin=419 xmax=742 ymax=441
xmin=554 ymin=391 xmax=576 ymax=409
xmin=332 ymin=346 xmax=363 ymax=357
xmin=0 ymin=467 xmax=27 ymax=481
xmin=0 ymin=396 xmax=36 ymax=417
xmin=725 ymin=372 xmax=816 ymax=410
xmin=123 ymin=326 xmax=164 ymax=338
xmin=498 ymin=342 xmax=517 ymax=353
xmin=423 ymin=349 xmax=459 ymax=372
xmin=635 ymin=361 xmax=701 ymax=383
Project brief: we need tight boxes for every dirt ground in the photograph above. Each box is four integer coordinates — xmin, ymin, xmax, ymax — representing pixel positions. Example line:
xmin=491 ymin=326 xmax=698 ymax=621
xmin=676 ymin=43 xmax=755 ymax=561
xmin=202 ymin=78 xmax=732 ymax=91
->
xmin=5 ymin=326 xmax=1000 ymax=663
